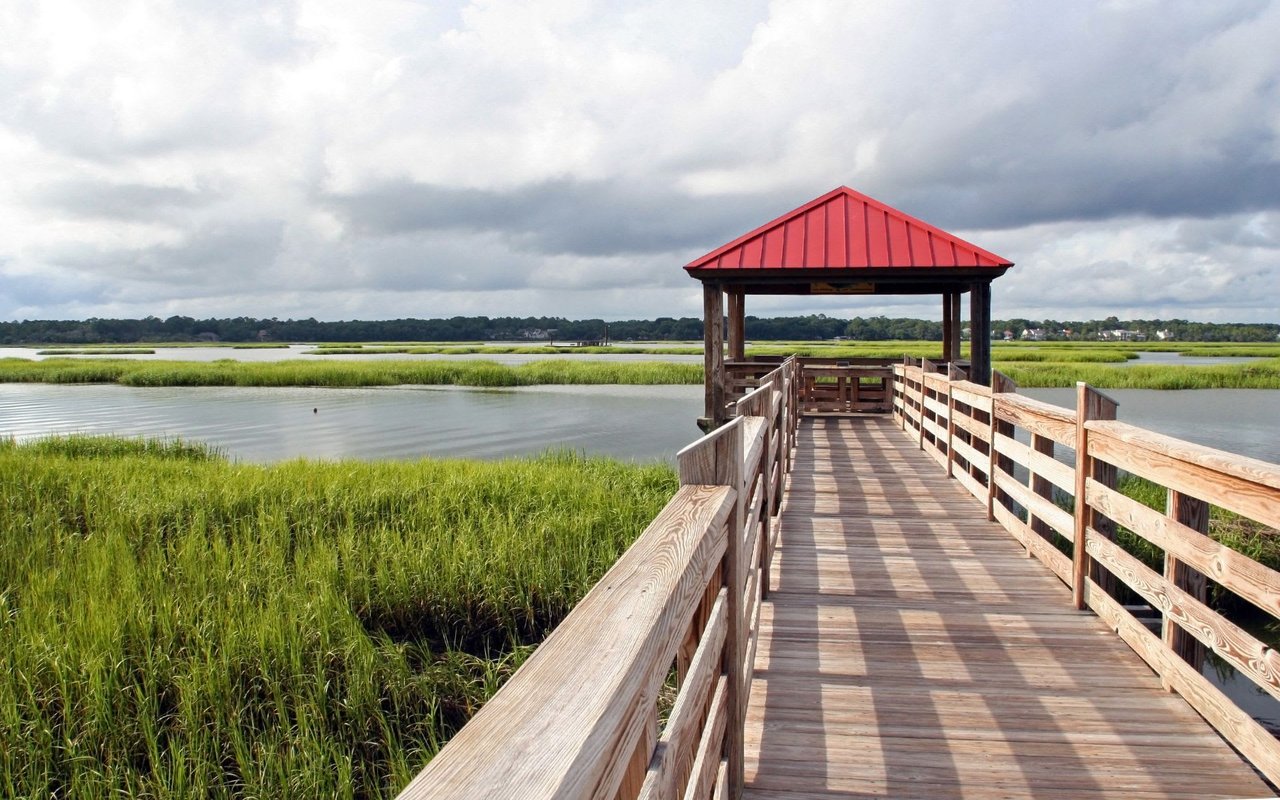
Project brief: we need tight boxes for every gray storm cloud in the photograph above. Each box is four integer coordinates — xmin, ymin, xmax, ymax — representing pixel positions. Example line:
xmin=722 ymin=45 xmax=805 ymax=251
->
xmin=0 ymin=0 xmax=1277 ymax=322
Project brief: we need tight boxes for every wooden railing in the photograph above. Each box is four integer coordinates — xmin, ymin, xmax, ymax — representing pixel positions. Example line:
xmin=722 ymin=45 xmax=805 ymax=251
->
xmin=398 ymin=358 xmax=798 ymax=800
xmin=725 ymin=357 xmax=893 ymax=417
xmin=893 ymin=361 xmax=1280 ymax=787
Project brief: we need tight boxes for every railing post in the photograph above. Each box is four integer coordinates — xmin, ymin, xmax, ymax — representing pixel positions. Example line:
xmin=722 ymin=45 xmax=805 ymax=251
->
xmin=945 ymin=363 xmax=963 ymax=480
xmin=1029 ymin=433 xmax=1055 ymax=545
xmin=1163 ymin=490 xmax=1208 ymax=683
xmin=1072 ymin=382 xmax=1118 ymax=609
xmin=988 ymin=371 xmax=1016 ymax=523
xmin=702 ymin=282 xmax=725 ymax=429
xmin=677 ymin=417 xmax=745 ymax=798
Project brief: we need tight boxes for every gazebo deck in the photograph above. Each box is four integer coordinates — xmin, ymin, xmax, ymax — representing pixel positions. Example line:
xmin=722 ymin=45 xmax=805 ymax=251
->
xmin=743 ymin=415 xmax=1273 ymax=799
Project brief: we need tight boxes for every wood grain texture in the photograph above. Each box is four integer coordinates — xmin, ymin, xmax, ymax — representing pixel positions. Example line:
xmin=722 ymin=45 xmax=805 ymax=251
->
xmin=641 ymin=590 xmax=728 ymax=800
xmin=397 ymin=485 xmax=734 ymax=800
xmin=992 ymin=470 xmax=1074 ymax=542
xmin=1087 ymin=422 xmax=1280 ymax=530
xmin=950 ymin=382 xmax=993 ymax=414
xmin=1085 ymin=478 xmax=1280 ymax=617
xmin=949 ymin=408 xmax=989 ymax=441
xmin=1085 ymin=530 xmax=1280 ymax=703
xmin=992 ymin=431 xmax=1075 ymax=498
xmin=992 ymin=500 xmax=1073 ymax=586
xmin=743 ymin=415 xmax=1272 ymax=800
xmin=1163 ymin=490 xmax=1208 ymax=675
xmin=1089 ymin=418 xmax=1280 ymax=490
xmin=1084 ymin=577 xmax=1280 ymax=789
xmin=685 ymin=679 xmax=728 ymax=800
xmin=995 ymin=393 xmax=1076 ymax=445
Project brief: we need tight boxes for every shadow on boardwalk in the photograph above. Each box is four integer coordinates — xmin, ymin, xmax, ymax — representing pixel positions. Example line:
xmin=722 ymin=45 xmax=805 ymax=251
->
xmin=744 ymin=415 xmax=1273 ymax=800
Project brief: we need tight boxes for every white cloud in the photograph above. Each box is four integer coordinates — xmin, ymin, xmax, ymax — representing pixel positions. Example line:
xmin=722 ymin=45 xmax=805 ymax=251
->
xmin=1 ymin=0 xmax=1278 ymax=323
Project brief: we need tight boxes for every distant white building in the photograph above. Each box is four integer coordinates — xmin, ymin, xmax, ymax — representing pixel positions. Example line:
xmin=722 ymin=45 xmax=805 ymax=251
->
xmin=1099 ymin=329 xmax=1147 ymax=342
xmin=1156 ymin=330 xmax=1175 ymax=341
xmin=1021 ymin=328 xmax=1046 ymax=341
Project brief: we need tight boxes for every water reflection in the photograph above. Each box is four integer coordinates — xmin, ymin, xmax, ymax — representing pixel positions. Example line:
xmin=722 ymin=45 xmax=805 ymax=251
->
xmin=0 ymin=383 xmax=704 ymax=463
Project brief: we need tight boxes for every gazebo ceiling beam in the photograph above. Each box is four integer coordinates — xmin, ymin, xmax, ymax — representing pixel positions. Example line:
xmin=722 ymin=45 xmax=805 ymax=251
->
xmin=696 ymin=279 xmax=998 ymax=297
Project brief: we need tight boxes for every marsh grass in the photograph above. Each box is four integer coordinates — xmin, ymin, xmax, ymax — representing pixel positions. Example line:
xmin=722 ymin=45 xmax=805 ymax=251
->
xmin=998 ymin=359 xmax=1280 ymax=389
xmin=7 ymin=343 xmax=1280 ymax=389
xmin=0 ymin=357 xmax=702 ymax=388
xmin=0 ymin=436 xmax=676 ymax=798
xmin=310 ymin=345 xmax=704 ymax=356
xmin=34 ymin=348 xmax=157 ymax=355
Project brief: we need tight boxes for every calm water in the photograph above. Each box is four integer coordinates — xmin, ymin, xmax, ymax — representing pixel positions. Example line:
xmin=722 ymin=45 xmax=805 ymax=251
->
xmin=4 ymin=378 xmax=1278 ymax=727
xmin=0 ymin=383 xmax=704 ymax=463
xmin=1118 ymin=351 xmax=1265 ymax=367
xmin=2 ymin=380 xmax=1277 ymax=465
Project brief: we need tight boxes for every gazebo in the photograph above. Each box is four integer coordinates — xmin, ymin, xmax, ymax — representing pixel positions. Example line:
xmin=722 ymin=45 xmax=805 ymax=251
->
xmin=685 ymin=186 xmax=1014 ymax=427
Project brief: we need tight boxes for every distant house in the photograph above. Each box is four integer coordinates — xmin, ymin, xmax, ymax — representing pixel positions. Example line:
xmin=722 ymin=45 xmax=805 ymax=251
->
xmin=1021 ymin=328 xmax=1046 ymax=341
xmin=1002 ymin=329 xmax=1014 ymax=341
xmin=1156 ymin=330 xmax=1175 ymax=341
xmin=1099 ymin=329 xmax=1147 ymax=342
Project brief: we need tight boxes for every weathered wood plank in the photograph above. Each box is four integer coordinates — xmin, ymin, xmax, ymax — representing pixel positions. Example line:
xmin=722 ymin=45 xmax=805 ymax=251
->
xmin=1087 ymin=422 xmax=1280 ymax=529
xmin=949 ymin=409 xmax=990 ymax=441
xmin=992 ymin=431 xmax=1075 ymax=494
xmin=951 ymin=461 xmax=986 ymax=504
xmin=744 ymin=414 xmax=1273 ymax=800
xmin=641 ymin=589 xmax=727 ymax=800
xmin=398 ymin=485 xmax=734 ymax=799
xmin=994 ymin=393 xmax=1076 ymax=444
xmin=992 ymin=470 xmax=1074 ymax=542
xmin=684 ymin=679 xmax=728 ymax=800
xmin=1085 ymin=529 xmax=1280 ymax=703
xmin=1084 ymin=577 xmax=1280 ymax=788
xmin=950 ymin=383 xmax=993 ymax=414
xmin=992 ymin=500 xmax=1073 ymax=585
xmin=950 ymin=435 xmax=986 ymax=475
xmin=1086 ymin=478 xmax=1280 ymax=617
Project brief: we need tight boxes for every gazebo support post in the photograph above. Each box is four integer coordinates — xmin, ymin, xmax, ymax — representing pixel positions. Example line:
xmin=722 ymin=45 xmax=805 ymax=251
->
xmin=948 ymin=291 xmax=963 ymax=366
xmin=969 ymin=280 xmax=992 ymax=386
xmin=942 ymin=292 xmax=953 ymax=362
xmin=727 ymin=289 xmax=746 ymax=362
xmin=701 ymin=281 xmax=726 ymax=430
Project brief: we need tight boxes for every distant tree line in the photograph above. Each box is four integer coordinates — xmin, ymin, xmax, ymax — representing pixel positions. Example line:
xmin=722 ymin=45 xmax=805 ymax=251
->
xmin=1 ymin=314 xmax=1276 ymax=345
xmin=992 ymin=316 xmax=1280 ymax=342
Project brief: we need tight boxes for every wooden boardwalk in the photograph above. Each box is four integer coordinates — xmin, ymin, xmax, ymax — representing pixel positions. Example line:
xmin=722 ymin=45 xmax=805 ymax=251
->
xmin=744 ymin=414 xmax=1275 ymax=799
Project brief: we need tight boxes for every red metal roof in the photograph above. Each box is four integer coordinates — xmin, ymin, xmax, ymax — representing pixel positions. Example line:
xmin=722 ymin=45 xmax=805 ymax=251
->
xmin=685 ymin=186 xmax=1013 ymax=273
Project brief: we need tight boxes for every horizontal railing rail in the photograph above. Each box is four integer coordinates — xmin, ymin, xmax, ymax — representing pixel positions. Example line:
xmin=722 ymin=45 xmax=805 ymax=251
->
xmin=892 ymin=361 xmax=1280 ymax=787
xmin=399 ymin=360 xmax=797 ymax=800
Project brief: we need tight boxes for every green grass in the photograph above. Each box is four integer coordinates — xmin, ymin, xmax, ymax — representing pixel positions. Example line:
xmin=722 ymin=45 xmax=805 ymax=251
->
xmin=7 ymin=341 xmax=1280 ymax=389
xmin=0 ymin=436 xmax=677 ymax=799
xmin=34 ymin=348 xmax=157 ymax=355
xmin=309 ymin=345 xmax=704 ymax=356
xmin=997 ymin=359 xmax=1280 ymax=389
xmin=0 ymin=357 xmax=701 ymax=388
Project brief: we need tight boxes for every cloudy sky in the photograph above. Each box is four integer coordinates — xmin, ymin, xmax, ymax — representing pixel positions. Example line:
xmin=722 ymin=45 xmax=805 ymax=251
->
xmin=2 ymin=0 xmax=1278 ymax=323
